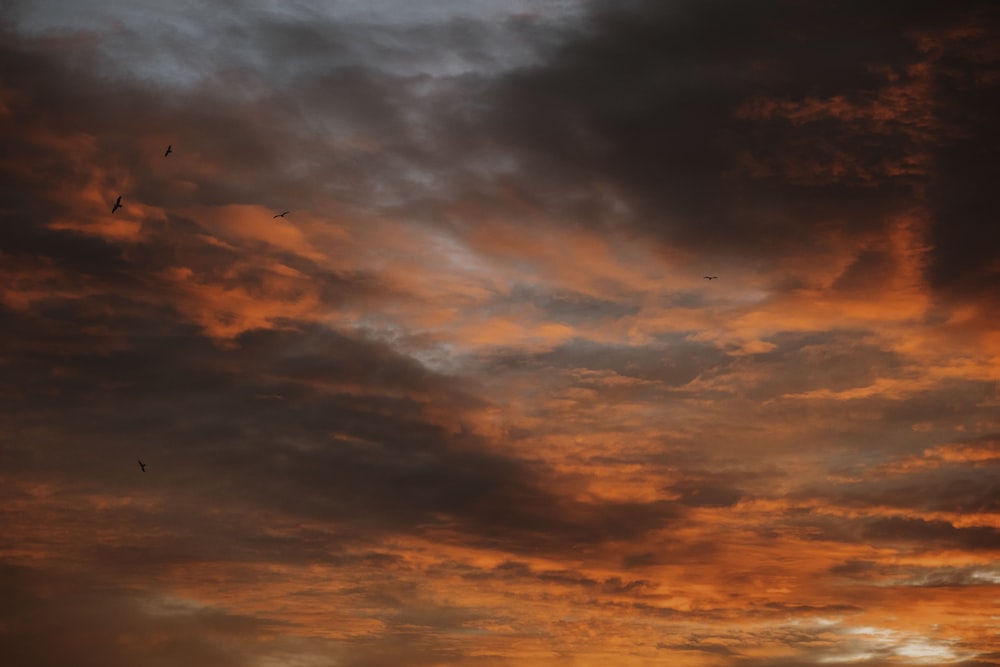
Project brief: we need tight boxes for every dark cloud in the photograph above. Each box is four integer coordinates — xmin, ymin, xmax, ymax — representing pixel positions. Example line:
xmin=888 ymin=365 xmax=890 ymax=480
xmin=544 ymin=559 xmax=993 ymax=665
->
xmin=0 ymin=17 xmax=441 ymax=224
xmin=922 ymin=8 xmax=1000 ymax=301
xmin=828 ymin=559 xmax=883 ymax=578
xmin=505 ymin=284 xmax=641 ymax=325
xmin=460 ymin=560 xmax=656 ymax=597
xmin=656 ymin=641 xmax=735 ymax=656
xmin=0 ymin=12 xmax=688 ymax=576
xmin=483 ymin=336 xmax=724 ymax=387
xmin=482 ymin=0 xmax=998 ymax=294
xmin=798 ymin=433 xmax=1000 ymax=516
xmin=863 ymin=516 xmax=1000 ymax=551
xmin=666 ymin=477 xmax=743 ymax=508
xmin=0 ymin=564 xmax=276 ymax=667
xmin=719 ymin=330 xmax=907 ymax=399
xmin=846 ymin=471 xmax=1000 ymax=514
xmin=893 ymin=565 xmax=1000 ymax=587
xmin=487 ymin=1 xmax=911 ymax=246
xmin=1 ymin=321 xmax=683 ymax=561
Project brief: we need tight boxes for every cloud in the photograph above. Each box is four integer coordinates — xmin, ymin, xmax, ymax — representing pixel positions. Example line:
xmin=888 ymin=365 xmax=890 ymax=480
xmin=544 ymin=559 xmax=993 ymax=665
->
xmin=0 ymin=564 xmax=276 ymax=667
xmin=862 ymin=516 xmax=1000 ymax=551
xmin=1 ymin=1 xmax=998 ymax=665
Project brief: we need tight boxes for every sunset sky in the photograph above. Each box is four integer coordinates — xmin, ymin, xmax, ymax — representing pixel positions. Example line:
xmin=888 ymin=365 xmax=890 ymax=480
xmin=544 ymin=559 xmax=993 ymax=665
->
xmin=1 ymin=1 xmax=998 ymax=665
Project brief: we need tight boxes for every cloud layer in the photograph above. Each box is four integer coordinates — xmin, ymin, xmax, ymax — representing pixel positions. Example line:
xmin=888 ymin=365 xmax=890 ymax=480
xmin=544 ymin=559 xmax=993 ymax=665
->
xmin=1 ymin=1 xmax=998 ymax=665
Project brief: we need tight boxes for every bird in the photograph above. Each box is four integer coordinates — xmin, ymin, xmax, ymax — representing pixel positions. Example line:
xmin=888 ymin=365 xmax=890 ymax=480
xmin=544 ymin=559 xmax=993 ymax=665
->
xmin=164 ymin=144 xmax=173 ymax=157
xmin=704 ymin=276 xmax=718 ymax=280
xmin=138 ymin=459 xmax=146 ymax=472
xmin=273 ymin=210 xmax=290 ymax=218
xmin=112 ymin=195 xmax=123 ymax=213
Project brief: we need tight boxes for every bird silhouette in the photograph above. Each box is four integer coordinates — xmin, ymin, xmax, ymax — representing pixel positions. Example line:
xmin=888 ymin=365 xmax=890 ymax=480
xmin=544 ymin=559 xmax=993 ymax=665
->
xmin=112 ymin=195 xmax=123 ymax=213
xmin=138 ymin=459 xmax=146 ymax=472
xmin=704 ymin=276 xmax=718 ymax=280
xmin=164 ymin=144 xmax=172 ymax=157
xmin=273 ymin=210 xmax=290 ymax=218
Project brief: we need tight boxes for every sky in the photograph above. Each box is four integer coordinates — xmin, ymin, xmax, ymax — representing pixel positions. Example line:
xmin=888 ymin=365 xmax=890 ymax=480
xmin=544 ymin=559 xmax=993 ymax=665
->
xmin=0 ymin=0 xmax=998 ymax=665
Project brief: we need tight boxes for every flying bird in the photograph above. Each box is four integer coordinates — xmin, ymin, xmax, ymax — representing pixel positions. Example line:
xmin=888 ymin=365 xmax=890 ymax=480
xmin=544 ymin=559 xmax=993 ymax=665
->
xmin=138 ymin=459 xmax=146 ymax=472
xmin=111 ymin=195 xmax=123 ymax=213
xmin=704 ymin=276 xmax=718 ymax=280
xmin=273 ymin=210 xmax=290 ymax=218
xmin=164 ymin=144 xmax=172 ymax=157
